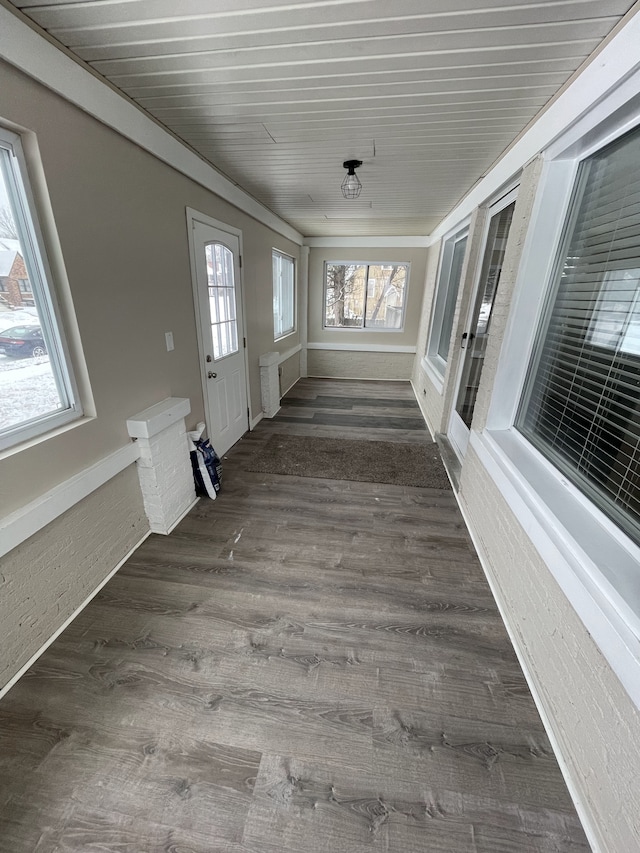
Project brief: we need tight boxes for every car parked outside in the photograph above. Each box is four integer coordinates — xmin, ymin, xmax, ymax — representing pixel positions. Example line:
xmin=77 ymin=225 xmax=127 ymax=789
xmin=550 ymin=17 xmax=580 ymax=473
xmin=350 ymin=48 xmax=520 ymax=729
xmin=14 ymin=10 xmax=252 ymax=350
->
xmin=0 ymin=325 xmax=47 ymax=358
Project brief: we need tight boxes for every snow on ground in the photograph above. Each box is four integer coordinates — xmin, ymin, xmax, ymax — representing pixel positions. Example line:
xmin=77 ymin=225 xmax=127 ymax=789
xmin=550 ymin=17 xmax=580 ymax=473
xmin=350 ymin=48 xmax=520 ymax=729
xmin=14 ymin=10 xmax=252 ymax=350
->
xmin=0 ymin=308 xmax=39 ymax=333
xmin=0 ymin=309 xmax=60 ymax=430
xmin=0 ymin=356 xmax=61 ymax=429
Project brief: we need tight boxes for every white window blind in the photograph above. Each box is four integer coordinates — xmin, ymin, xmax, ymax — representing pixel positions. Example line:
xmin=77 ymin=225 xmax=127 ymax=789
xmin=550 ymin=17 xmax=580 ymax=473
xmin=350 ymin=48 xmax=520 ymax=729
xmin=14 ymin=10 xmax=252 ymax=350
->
xmin=517 ymin=125 xmax=640 ymax=542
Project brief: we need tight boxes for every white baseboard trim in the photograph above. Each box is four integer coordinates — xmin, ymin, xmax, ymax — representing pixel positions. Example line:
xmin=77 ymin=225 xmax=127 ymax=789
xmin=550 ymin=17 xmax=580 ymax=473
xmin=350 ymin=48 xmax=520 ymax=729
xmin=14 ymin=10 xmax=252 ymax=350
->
xmin=152 ymin=496 xmax=199 ymax=535
xmin=409 ymin=379 xmax=436 ymax=441
xmin=0 ymin=528 xmax=152 ymax=701
xmin=250 ymin=411 xmax=264 ymax=430
xmin=281 ymin=377 xmax=298 ymax=396
xmin=307 ymin=342 xmax=416 ymax=353
xmin=453 ymin=492 xmax=603 ymax=853
xmin=1 ymin=442 xmax=140 ymax=559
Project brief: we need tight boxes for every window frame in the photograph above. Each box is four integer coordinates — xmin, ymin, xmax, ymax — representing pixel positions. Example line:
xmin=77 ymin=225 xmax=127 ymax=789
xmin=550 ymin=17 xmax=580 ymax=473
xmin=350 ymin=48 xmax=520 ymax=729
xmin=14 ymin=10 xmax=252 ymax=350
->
xmin=0 ymin=125 xmax=81 ymax=452
xmin=424 ymin=223 xmax=470 ymax=386
xmin=322 ymin=260 xmax=410 ymax=332
xmin=272 ymin=248 xmax=296 ymax=341
xmin=477 ymin=91 xmax=640 ymax=709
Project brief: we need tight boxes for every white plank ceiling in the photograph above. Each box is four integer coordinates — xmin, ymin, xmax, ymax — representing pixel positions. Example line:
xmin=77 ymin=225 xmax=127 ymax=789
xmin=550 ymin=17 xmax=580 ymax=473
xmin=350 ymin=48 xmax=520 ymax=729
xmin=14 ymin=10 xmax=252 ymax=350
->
xmin=8 ymin=0 xmax=636 ymax=236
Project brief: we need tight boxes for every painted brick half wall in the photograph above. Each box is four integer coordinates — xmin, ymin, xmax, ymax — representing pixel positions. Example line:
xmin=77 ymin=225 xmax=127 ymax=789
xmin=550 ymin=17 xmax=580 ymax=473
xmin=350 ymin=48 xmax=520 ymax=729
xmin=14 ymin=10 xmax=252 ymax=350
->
xmin=0 ymin=465 xmax=148 ymax=690
xmin=308 ymin=350 xmax=414 ymax=380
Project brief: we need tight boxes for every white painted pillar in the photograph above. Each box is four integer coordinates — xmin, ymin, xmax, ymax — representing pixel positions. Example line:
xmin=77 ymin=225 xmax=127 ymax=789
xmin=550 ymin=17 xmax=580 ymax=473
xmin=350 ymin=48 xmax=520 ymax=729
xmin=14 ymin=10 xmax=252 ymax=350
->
xmin=299 ymin=245 xmax=310 ymax=378
xmin=126 ymin=397 xmax=197 ymax=535
xmin=259 ymin=351 xmax=281 ymax=417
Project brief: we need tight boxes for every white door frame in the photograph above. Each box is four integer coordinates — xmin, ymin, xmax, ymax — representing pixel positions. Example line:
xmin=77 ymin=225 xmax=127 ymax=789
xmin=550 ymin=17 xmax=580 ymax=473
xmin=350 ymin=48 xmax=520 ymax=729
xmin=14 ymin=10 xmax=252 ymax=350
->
xmin=447 ymin=186 xmax=519 ymax=460
xmin=186 ymin=207 xmax=252 ymax=444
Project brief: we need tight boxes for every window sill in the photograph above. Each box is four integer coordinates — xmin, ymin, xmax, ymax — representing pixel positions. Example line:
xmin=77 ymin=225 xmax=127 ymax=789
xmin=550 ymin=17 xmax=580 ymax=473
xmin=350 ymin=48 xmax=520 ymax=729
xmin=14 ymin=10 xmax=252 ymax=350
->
xmin=420 ymin=356 xmax=445 ymax=395
xmin=274 ymin=329 xmax=296 ymax=343
xmin=471 ymin=427 xmax=640 ymax=709
xmin=0 ymin=410 xmax=91 ymax=460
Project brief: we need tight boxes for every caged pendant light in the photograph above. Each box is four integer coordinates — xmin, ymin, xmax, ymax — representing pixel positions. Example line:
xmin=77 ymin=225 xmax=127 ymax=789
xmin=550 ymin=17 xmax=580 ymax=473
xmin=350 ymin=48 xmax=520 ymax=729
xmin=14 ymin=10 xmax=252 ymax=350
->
xmin=341 ymin=159 xmax=363 ymax=199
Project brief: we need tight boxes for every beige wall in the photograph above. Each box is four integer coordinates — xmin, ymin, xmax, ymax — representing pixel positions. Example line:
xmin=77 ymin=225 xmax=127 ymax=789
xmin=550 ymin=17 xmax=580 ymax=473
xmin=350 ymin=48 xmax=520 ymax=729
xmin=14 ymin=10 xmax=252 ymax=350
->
xmin=306 ymin=245 xmax=427 ymax=380
xmin=0 ymin=61 xmax=300 ymax=516
xmin=0 ymin=61 xmax=299 ymax=688
xmin=279 ymin=349 xmax=301 ymax=396
xmin=308 ymin=246 xmax=427 ymax=346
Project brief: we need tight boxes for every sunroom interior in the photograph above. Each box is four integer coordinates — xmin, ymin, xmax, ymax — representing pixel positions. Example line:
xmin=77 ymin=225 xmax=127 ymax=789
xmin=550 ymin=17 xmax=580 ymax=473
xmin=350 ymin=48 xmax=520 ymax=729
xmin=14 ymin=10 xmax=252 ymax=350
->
xmin=1 ymin=1 xmax=640 ymax=850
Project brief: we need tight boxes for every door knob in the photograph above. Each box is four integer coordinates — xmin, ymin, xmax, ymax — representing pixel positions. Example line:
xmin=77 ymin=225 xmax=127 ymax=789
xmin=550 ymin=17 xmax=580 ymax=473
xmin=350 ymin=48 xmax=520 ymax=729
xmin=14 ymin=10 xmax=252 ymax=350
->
xmin=208 ymin=371 xmax=217 ymax=379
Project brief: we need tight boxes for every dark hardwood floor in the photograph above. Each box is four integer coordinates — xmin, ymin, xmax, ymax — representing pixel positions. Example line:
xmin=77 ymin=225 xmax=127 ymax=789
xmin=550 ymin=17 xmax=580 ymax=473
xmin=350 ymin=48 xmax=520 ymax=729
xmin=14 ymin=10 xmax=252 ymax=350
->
xmin=0 ymin=379 xmax=589 ymax=852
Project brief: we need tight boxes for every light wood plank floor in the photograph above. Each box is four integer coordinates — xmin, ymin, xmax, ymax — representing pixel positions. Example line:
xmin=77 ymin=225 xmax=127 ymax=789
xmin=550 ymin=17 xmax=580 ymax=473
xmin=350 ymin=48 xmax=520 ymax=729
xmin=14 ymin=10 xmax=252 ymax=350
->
xmin=0 ymin=379 xmax=589 ymax=852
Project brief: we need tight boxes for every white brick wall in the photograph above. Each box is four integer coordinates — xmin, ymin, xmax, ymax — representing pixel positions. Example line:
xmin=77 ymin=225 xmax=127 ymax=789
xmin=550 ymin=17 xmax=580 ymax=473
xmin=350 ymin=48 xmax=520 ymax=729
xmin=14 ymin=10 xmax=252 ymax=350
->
xmin=460 ymin=447 xmax=640 ymax=852
xmin=134 ymin=419 xmax=195 ymax=534
xmin=0 ymin=465 xmax=148 ymax=690
xmin=307 ymin=349 xmax=414 ymax=380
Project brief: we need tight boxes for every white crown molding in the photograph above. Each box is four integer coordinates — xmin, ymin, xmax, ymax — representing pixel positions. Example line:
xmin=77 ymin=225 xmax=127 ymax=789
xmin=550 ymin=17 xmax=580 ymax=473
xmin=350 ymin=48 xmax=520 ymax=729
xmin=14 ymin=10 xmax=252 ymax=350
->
xmin=0 ymin=6 xmax=303 ymax=247
xmin=428 ymin=10 xmax=640 ymax=244
xmin=305 ymin=237 xmax=430 ymax=248
xmin=307 ymin=342 xmax=416 ymax=353
xmin=0 ymin=441 xmax=140 ymax=558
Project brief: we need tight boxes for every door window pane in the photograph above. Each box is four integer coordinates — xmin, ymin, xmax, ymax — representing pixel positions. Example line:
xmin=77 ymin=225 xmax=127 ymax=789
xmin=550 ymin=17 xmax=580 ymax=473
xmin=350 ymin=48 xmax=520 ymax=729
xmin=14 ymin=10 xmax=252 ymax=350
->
xmin=205 ymin=242 xmax=239 ymax=360
xmin=454 ymin=202 xmax=515 ymax=428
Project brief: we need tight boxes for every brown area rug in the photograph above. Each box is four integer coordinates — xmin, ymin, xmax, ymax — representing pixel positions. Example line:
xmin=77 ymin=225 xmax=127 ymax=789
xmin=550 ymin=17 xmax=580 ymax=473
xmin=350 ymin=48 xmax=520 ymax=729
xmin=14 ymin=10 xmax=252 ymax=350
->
xmin=245 ymin=433 xmax=450 ymax=489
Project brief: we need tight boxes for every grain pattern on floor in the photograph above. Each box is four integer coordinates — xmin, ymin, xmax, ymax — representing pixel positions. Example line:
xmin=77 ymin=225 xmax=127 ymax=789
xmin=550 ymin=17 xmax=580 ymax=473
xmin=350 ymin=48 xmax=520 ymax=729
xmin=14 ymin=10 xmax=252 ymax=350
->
xmin=0 ymin=379 xmax=589 ymax=852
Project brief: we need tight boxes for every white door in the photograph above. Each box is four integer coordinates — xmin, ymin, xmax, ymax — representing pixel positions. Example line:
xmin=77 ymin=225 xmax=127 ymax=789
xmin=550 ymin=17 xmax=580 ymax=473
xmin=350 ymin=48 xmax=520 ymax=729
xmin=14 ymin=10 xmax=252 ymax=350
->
xmin=191 ymin=219 xmax=249 ymax=456
xmin=448 ymin=190 xmax=518 ymax=460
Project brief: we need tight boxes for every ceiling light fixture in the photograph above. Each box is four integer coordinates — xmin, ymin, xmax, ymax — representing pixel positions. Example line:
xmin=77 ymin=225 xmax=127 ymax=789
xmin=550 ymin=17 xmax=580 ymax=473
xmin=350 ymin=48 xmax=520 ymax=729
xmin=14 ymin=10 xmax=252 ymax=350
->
xmin=341 ymin=159 xmax=363 ymax=199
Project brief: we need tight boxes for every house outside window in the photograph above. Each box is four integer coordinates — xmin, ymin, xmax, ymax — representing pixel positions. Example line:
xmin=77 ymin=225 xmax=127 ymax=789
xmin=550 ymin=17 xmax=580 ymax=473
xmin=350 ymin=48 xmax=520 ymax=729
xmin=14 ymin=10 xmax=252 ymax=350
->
xmin=425 ymin=227 xmax=468 ymax=379
xmin=0 ymin=125 xmax=81 ymax=450
xmin=324 ymin=262 xmax=409 ymax=330
xmin=272 ymin=249 xmax=295 ymax=340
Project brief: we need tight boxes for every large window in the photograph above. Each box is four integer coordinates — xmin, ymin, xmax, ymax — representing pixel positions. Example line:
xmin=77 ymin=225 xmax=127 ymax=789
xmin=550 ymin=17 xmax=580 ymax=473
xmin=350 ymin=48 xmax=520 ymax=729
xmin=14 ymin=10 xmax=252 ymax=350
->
xmin=517 ymin=125 xmax=640 ymax=544
xmin=324 ymin=262 xmax=408 ymax=330
xmin=426 ymin=228 xmax=468 ymax=376
xmin=0 ymin=126 xmax=80 ymax=450
xmin=272 ymin=250 xmax=295 ymax=339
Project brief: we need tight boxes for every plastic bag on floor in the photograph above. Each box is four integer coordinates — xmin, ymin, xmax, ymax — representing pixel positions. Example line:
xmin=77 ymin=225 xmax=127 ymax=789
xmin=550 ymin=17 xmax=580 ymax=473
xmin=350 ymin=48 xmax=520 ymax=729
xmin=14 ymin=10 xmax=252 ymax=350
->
xmin=188 ymin=423 xmax=222 ymax=500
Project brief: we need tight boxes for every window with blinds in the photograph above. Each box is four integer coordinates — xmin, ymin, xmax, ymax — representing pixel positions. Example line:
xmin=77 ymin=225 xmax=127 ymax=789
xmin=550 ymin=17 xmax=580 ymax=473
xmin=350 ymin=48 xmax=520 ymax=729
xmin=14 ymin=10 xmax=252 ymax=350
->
xmin=517 ymin=125 xmax=640 ymax=543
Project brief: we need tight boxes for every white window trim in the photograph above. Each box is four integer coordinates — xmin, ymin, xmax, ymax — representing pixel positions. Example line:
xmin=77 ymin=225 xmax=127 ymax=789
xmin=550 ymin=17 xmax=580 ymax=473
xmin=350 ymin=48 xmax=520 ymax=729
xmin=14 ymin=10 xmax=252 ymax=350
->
xmin=272 ymin=248 xmax=296 ymax=342
xmin=322 ymin=260 xmax=410 ymax=332
xmin=0 ymin=125 xmax=81 ymax=451
xmin=424 ymin=220 xmax=470 ymax=386
xmin=476 ymin=81 xmax=640 ymax=709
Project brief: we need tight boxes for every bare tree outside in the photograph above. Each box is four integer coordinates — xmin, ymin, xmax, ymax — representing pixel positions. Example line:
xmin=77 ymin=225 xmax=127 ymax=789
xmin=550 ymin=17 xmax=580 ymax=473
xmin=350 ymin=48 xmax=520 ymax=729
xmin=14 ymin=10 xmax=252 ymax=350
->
xmin=325 ymin=262 xmax=407 ymax=329
xmin=0 ymin=205 xmax=18 ymax=239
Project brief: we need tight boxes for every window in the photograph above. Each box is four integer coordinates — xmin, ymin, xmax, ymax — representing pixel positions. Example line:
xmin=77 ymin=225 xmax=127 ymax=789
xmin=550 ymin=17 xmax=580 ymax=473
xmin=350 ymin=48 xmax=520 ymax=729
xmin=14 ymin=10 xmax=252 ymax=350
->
xmin=517 ymin=125 xmax=640 ymax=544
xmin=324 ymin=262 xmax=409 ymax=330
xmin=0 ymin=126 xmax=80 ymax=450
xmin=205 ymin=241 xmax=238 ymax=359
xmin=426 ymin=228 xmax=468 ymax=376
xmin=272 ymin=250 xmax=295 ymax=339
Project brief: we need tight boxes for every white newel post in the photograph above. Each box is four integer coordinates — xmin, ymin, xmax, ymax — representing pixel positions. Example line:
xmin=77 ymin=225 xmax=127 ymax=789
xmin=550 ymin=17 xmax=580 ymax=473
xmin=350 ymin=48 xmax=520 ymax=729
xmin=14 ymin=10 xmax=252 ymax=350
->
xmin=259 ymin=351 xmax=281 ymax=418
xmin=126 ymin=397 xmax=197 ymax=535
